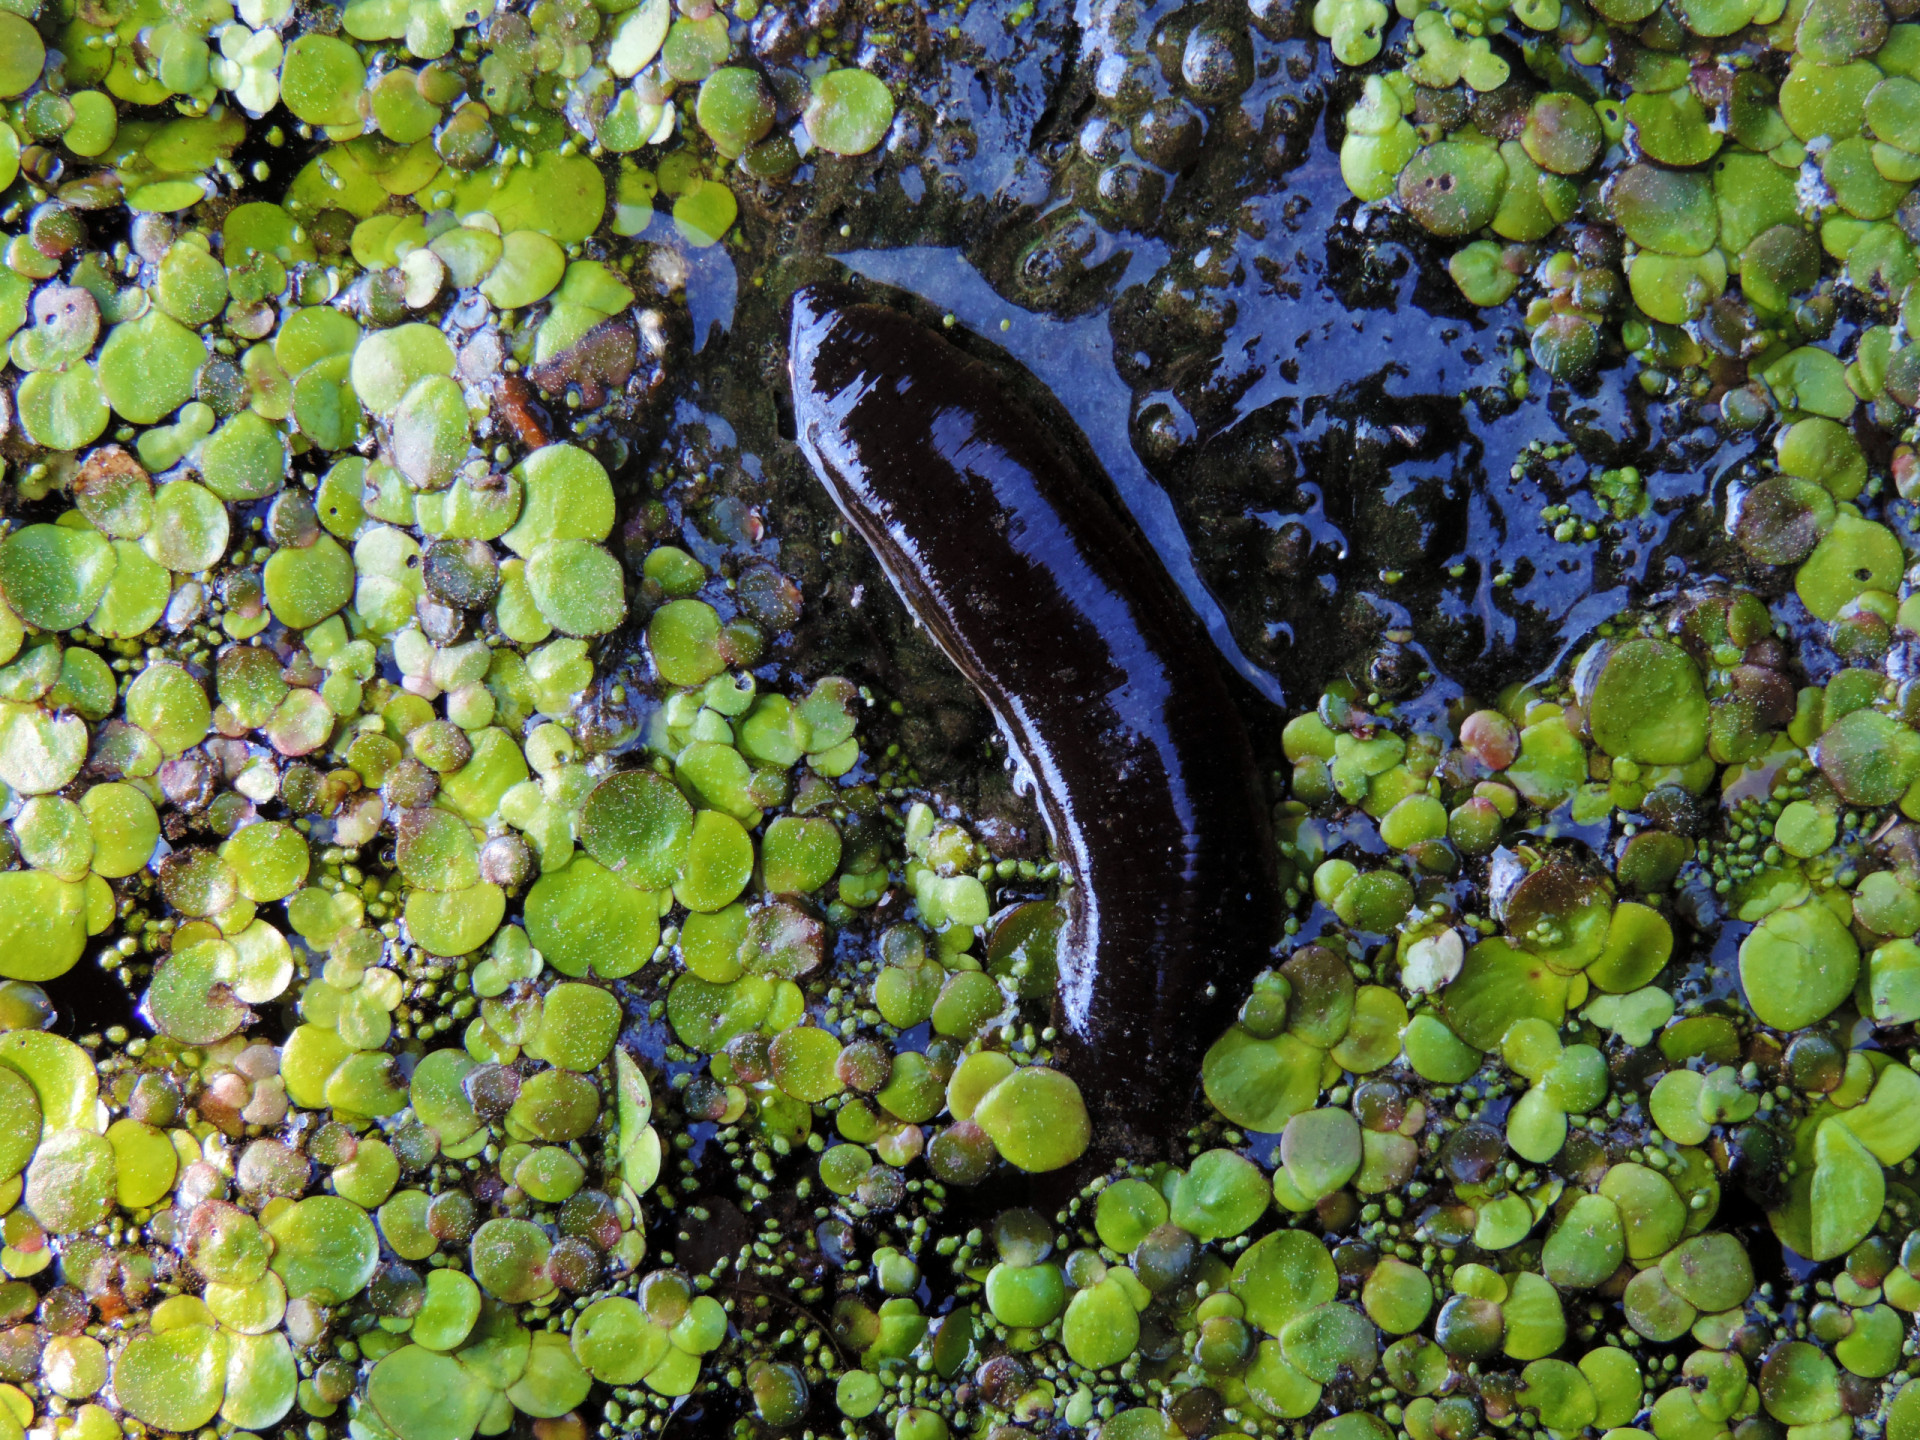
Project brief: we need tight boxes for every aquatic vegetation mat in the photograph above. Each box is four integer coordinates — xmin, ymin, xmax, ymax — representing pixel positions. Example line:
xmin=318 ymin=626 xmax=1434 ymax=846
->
xmin=4 ymin=1 xmax=1920 ymax=1440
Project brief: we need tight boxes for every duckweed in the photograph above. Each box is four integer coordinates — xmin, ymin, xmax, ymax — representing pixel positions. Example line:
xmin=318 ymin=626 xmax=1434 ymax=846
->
xmin=804 ymin=69 xmax=897 ymax=157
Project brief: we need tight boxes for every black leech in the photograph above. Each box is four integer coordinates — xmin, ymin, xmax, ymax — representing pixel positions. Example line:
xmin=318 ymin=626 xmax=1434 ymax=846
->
xmin=788 ymin=285 xmax=1284 ymax=1154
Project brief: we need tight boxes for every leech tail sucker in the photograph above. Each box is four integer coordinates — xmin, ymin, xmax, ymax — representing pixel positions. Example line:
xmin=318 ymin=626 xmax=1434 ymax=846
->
xmin=788 ymin=284 xmax=1283 ymax=1160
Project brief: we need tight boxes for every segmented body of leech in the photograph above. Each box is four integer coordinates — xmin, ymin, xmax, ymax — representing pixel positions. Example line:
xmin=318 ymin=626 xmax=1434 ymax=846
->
xmin=788 ymin=286 xmax=1283 ymax=1155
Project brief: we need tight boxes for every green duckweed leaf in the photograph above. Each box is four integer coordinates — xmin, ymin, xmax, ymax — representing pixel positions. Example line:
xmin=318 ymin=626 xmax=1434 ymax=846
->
xmin=1233 ymin=1229 xmax=1339 ymax=1334
xmin=0 ymin=524 xmax=115 ymax=632
xmin=15 ymin=367 xmax=109 ymax=452
xmin=1807 ymin=1118 xmax=1884 ymax=1261
xmin=113 ymin=1324 xmax=228 ymax=1432
xmin=369 ymin=1345 xmax=490 ymax=1440
xmin=266 ymin=1195 xmax=380 ymax=1302
xmin=1738 ymin=900 xmax=1859 ymax=1031
xmin=973 ymin=1067 xmax=1090 ymax=1172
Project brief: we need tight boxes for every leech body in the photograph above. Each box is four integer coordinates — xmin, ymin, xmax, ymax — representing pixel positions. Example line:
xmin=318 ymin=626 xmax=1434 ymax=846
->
xmin=788 ymin=286 xmax=1282 ymax=1150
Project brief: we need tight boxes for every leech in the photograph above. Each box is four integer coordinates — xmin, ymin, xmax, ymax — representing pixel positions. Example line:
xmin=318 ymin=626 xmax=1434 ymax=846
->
xmin=788 ymin=285 xmax=1283 ymax=1154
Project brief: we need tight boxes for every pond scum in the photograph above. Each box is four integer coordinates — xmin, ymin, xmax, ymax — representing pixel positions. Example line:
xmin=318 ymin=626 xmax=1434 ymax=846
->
xmin=5 ymin=1 xmax=1920 ymax=1440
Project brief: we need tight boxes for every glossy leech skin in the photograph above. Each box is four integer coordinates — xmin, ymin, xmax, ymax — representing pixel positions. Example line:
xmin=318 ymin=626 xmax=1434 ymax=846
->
xmin=788 ymin=284 xmax=1284 ymax=1153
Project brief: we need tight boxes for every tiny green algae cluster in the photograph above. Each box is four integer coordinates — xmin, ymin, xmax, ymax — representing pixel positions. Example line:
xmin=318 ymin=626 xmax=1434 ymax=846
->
xmin=0 ymin=0 xmax=901 ymax=316
xmin=1314 ymin=0 xmax=1920 ymax=395
xmin=1182 ymin=595 xmax=1920 ymax=1440
xmin=0 ymin=468 xmax=1103 ymax=1440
